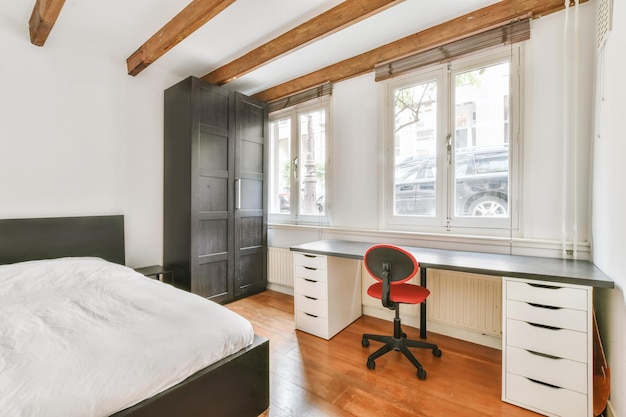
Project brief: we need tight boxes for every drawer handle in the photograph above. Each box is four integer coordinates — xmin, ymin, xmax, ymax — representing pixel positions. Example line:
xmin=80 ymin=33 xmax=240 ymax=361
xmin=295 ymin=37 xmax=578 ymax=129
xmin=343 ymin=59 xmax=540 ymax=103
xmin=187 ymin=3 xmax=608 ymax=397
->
xmin=304 ymin=266 xmax=317 ymax=271
xmin=525 ymin=377 xmax=562 ymax=390
xmin=527 ymin=302 xmax=561 ymax=310
xmin=527 ymin=322 xmax=560 ymax=331
xmin=305 ymin=312 xmax=318 ymax=318
xmin=526 ymin=349 xmax=561 ymax=360
xmin=304 ymin=295 xmax=318 ymax=300
xmin=304 ymin=278 xmax=318 ymax=283
xmin=527 ymin=283 xmax=561 ymax=290
xmin=304 ymin=254 xmax=317 ymax=258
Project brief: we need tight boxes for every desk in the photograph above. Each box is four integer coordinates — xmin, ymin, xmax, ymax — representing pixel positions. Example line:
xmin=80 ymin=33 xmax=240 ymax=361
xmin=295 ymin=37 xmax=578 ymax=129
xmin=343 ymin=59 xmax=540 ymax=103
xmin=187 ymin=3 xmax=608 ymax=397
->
xmin=290 ymin=239 xmax=614 ymax=338
xmin=290 ymin=239 xmax=614 ymax=417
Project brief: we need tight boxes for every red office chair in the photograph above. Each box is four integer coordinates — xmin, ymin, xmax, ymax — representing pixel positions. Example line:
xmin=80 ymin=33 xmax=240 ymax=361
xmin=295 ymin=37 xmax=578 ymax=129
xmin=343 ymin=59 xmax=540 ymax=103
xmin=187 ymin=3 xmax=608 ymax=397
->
xmin=361 ymin=244 xmax=442 ymax=380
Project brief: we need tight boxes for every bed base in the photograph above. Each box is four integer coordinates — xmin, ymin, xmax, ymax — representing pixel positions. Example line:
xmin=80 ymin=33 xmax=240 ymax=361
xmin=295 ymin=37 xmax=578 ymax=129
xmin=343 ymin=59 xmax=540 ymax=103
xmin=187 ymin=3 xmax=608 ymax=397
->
xmin=111 ymin=335 xmax=269 ymax=417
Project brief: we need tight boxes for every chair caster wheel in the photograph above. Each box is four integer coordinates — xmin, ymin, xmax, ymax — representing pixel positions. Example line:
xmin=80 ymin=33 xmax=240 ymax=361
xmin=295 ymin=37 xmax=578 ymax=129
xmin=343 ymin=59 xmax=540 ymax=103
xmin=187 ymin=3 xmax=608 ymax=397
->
xmin=433 ymin=348 xmax=442 ymax=358
xmin=367 ymin=359 xmax=375 ymax=370
xmin=362 ymin=338 xmax=369 ymax=348
xmin=417 ymin=368 xmax=427 ymax=380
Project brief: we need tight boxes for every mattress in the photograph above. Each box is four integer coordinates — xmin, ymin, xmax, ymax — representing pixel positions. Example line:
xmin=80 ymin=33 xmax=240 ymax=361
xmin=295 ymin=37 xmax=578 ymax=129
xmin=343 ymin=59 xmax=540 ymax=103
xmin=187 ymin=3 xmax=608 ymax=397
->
xmin=0 ymin=257 xmax=254 ymax=417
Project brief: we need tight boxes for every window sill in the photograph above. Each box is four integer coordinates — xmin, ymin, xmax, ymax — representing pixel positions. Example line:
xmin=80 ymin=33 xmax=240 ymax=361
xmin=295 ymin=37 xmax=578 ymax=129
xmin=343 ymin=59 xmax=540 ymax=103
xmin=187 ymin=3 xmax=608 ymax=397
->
xmin=268 ymin=223 xmax=590 ymax=260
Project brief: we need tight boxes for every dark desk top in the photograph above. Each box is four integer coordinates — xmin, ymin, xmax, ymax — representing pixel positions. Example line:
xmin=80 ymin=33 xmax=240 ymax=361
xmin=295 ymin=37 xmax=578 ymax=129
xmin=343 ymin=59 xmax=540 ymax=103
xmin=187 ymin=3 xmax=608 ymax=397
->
xmin=290 ymin=239 xmax=614 ymax=289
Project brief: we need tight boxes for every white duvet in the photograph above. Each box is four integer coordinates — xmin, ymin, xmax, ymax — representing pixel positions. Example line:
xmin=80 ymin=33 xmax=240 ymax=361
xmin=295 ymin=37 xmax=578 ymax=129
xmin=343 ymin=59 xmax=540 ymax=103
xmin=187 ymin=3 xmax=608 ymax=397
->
xmin=0 ymin=257 xmax=254 ymax=417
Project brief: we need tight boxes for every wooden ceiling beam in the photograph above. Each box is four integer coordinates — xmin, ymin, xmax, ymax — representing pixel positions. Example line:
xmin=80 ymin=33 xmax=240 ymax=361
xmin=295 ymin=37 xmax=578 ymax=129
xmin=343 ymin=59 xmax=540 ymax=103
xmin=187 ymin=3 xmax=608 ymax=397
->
xmin=127 ymin=0 xmax=236 ymax=76
xmin=201 ymin=0 xmax=403 ymax=85
xmin=29 ymin=0 xmax=66 ymax=46
xmin=252 ymin=0 xmax=588 ymax=103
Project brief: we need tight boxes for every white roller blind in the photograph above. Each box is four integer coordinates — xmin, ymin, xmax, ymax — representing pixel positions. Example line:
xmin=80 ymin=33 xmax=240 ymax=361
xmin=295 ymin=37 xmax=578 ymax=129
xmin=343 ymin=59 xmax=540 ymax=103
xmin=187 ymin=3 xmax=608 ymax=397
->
xmin=375 ymin=19 xmax=530 ymax=82
xmin=267 ymin=82 xmax=332 ymax=113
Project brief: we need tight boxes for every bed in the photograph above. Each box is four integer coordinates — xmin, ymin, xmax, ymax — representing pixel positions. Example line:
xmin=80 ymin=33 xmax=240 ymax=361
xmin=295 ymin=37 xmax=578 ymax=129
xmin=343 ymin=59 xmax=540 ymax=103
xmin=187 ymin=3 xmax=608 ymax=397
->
xmin=0 ymin=215 xmax=269 ymax=417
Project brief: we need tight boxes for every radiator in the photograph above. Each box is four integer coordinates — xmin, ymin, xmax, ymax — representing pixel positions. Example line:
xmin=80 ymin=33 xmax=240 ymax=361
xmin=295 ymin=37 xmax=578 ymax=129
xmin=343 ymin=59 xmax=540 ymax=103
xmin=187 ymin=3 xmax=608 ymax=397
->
xmin=267 ymin=247 xmax=294 ymax=287
xmin=427 ymin=269 xmax=502 ymax=336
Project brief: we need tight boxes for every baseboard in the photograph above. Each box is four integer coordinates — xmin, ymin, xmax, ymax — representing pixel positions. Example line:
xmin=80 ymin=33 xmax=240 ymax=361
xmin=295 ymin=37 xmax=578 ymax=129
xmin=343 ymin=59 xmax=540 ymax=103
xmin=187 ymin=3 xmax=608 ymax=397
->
xmin=267 ymin=283 xmax=293 ymax=296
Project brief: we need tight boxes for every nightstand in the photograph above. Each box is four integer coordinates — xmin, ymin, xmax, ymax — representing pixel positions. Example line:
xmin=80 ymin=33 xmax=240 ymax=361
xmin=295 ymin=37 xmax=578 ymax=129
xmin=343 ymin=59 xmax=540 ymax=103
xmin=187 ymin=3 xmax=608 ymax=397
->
xmin=134 ymin=265 xmax=173 ymax=284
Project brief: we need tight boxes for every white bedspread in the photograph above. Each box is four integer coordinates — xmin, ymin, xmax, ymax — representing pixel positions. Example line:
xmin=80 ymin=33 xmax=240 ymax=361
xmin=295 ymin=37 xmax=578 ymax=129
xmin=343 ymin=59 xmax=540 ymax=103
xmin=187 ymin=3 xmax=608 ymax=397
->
xmin=0 ymin=257 xmax=254 ymax=417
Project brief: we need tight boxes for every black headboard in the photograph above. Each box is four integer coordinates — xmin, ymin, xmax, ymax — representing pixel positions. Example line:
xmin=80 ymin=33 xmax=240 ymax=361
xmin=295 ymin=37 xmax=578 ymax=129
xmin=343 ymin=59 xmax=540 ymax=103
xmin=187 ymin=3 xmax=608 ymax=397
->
xmin=0 ymin=215 xmax=125 ymax=265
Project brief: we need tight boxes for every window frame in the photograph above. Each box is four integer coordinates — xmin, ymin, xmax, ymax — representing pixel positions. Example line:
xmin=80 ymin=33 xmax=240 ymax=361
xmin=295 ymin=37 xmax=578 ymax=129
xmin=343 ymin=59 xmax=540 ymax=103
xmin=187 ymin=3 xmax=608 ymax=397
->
xmin=381 ymin=46 xmax=522 ymax=236
xmin=268 ymin=97 xmax=331 ymax=225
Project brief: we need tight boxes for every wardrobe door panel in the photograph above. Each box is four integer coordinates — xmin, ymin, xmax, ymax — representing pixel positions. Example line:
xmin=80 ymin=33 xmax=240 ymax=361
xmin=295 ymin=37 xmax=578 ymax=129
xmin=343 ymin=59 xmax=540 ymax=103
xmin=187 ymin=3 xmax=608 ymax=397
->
xmin=239 ymin=216 xmax=263 ymax=248
xmin=198 ymin=129 xmax=229 ymax=176
xmin=197 ymin=177 xmax=227 ymax=212
xmin=199 ymin=85 xmax=229 ymax=128
xmin=237 ymin=247 xmax=265 ymax=294
xmin=193 ymin=261 xmax=229 ymax=302
xmin=233 ymin=92 xmax=267 ymax=297
xmin=197 ymin=219 xmax=228 ymax=255
xmin=240 ymin=140 xmax=263 ymax=175
xmin=238 ymin=97 xmax=265 ymax=139
xmin=240 ymin=179 xmax=263 ymax=210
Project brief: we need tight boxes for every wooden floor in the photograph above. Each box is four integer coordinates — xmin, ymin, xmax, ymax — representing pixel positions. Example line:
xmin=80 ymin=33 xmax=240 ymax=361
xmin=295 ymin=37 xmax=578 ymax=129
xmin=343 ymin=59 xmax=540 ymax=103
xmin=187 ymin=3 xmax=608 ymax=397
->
xmin=227 ymin=290 xmax=541 ymax=417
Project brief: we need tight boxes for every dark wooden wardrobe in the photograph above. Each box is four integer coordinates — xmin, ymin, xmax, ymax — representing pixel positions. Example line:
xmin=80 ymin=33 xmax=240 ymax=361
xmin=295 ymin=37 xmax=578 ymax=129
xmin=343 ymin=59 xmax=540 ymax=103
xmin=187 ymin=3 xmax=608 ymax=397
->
xmin=163 ymin=76 xmax=268 ymax=303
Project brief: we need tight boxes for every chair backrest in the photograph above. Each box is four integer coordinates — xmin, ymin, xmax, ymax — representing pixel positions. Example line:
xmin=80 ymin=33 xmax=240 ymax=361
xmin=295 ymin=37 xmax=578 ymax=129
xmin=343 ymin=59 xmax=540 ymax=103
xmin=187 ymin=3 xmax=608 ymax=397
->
xmin=364 ymin=244 xmax=419 ymax=285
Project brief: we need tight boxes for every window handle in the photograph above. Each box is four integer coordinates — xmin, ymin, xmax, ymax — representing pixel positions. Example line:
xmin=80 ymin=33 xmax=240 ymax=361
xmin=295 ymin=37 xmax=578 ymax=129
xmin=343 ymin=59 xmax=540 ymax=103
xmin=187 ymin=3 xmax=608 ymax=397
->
xmin=446 ymin=133 xmax=452 ymax=164
xmin=293 ymin=157 xmax=298 ymax=180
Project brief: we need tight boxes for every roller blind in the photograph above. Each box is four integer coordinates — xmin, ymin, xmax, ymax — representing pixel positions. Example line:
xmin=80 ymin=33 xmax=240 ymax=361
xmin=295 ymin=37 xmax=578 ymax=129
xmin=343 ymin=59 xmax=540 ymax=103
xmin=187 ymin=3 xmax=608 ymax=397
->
xmin=375 ymin=19 xmax=530 ymax=82
xmin=267 ymin=82 xmax=332 ymax=113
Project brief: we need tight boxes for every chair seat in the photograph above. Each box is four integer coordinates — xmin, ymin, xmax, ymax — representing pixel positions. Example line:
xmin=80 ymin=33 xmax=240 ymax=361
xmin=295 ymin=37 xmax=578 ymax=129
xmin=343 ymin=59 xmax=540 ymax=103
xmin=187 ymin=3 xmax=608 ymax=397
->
xmin=367 ymin=282 xmax=430 ymax=304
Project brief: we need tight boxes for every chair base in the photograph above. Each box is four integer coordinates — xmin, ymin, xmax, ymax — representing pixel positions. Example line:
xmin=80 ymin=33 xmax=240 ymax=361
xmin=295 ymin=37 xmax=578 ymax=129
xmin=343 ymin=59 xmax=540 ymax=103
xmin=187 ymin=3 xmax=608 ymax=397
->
xmin=362 ymin=316 xmax=442 ymax=380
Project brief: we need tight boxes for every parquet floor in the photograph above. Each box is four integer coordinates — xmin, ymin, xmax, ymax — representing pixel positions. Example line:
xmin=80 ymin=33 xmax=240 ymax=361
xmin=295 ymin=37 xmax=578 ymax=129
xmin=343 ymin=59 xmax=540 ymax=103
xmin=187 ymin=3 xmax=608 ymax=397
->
xmin=226 ymin=290 xmax=541 ymax=417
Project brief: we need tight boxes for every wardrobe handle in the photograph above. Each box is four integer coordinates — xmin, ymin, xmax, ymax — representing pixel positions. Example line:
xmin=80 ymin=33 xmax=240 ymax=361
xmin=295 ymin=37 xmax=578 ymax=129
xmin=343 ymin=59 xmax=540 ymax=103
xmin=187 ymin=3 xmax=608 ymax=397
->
xmin=235 ymin=179 xmax=241 ymax=210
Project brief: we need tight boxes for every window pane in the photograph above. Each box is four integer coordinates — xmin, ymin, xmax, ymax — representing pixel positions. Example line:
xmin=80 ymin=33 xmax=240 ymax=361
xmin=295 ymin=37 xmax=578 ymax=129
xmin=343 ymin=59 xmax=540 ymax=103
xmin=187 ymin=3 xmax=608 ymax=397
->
xmin=393 ymin=80 xmax=438 ymax=216
xmin=299 ymin=110 xmax=325 ymax=215
xmin=269 ymin=118 xmax=291 ymax=214
xmin=454 ymin=62 xmax=510 ymax=217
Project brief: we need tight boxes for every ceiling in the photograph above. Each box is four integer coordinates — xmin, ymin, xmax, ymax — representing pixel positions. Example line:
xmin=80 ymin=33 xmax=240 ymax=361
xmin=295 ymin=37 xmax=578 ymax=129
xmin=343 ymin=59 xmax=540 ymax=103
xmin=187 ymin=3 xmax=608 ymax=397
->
xmin=4 ymin=0 xmax=502 ymax=97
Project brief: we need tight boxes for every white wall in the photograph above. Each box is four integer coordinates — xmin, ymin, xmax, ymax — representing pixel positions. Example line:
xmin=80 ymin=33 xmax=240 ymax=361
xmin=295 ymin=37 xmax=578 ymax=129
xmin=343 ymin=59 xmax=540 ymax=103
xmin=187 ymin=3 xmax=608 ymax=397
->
xmin=330 ymin=74 xmax=380 ymax=230
xmin=592 ymin=0 xmax=626 ymax=415
xmin=0 ymin=11 xmax=178 ymax=268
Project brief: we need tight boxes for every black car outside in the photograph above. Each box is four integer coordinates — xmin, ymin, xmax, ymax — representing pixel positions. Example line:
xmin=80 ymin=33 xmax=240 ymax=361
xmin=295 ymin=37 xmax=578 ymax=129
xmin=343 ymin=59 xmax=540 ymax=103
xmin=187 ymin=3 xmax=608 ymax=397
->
xmin=395 ymin=147 xmax=509 ymax=217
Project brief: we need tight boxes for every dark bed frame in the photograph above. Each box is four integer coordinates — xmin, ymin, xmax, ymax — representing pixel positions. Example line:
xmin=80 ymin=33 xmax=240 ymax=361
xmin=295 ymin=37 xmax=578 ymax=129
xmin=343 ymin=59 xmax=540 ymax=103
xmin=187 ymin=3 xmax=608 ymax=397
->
xmin=0 ymin=215 xmax=269 ymax=417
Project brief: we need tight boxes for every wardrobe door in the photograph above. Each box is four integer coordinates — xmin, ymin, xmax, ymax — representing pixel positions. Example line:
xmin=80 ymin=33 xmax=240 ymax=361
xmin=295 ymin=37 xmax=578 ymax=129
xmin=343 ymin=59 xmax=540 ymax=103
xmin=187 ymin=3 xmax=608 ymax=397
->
xmin=191 ymin=80 xmax=234 ymax=303
xmin=233 ymin=92 xmax=268 ymax=297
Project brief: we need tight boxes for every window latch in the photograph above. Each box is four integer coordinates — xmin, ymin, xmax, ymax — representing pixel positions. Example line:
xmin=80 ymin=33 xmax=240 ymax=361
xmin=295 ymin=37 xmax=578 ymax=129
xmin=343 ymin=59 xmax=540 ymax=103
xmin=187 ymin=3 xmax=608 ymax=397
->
xmin=446 ymin=134 xmax=452 ymax=164
xmin=293 ymin=157 xmax=298 ymax=180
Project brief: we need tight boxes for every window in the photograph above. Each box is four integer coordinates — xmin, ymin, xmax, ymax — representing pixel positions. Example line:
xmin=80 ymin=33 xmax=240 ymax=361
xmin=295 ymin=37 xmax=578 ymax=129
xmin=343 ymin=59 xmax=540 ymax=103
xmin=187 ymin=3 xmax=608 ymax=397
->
xmin=269 ymin=98 xmax=329 ymax=224
xmin=383 ymin=47 xmax=521 ymax=234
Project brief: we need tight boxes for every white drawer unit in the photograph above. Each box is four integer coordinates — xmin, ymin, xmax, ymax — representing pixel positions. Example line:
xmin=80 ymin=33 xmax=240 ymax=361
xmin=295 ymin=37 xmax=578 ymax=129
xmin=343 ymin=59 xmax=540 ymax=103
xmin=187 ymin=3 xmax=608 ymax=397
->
xmin=502 ymin=277 xmax=593 ymax=417
xmin=293 ymin=252 xmax=362 ymax=340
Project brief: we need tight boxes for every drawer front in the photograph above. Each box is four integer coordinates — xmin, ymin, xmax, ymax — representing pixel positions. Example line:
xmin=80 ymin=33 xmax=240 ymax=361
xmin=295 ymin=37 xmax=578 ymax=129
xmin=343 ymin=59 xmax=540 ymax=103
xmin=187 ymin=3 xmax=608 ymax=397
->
xmin=506 ymin=346 xmax=588 ymax=394
xmin=506 ymin=319 xmax=587 ymax=363
xmin=295 ymin=293 xmax=328 ymax=318
xmin=506 ymin=300 xmax=587 ymax=332
xmin=296 ymin=310 xmax=329 ymax=339
xmin=293 ymin=253 xmax=327 ymax=269
xmin=506 ymin=280 xmax=588 ymax=310
xmin=294 ymin=277 xmax=328 ymax=300
xmin=294 ymin=264 xmax=328 ymax=283
xmin=504 ymin=373 xmax=587 ymax=417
